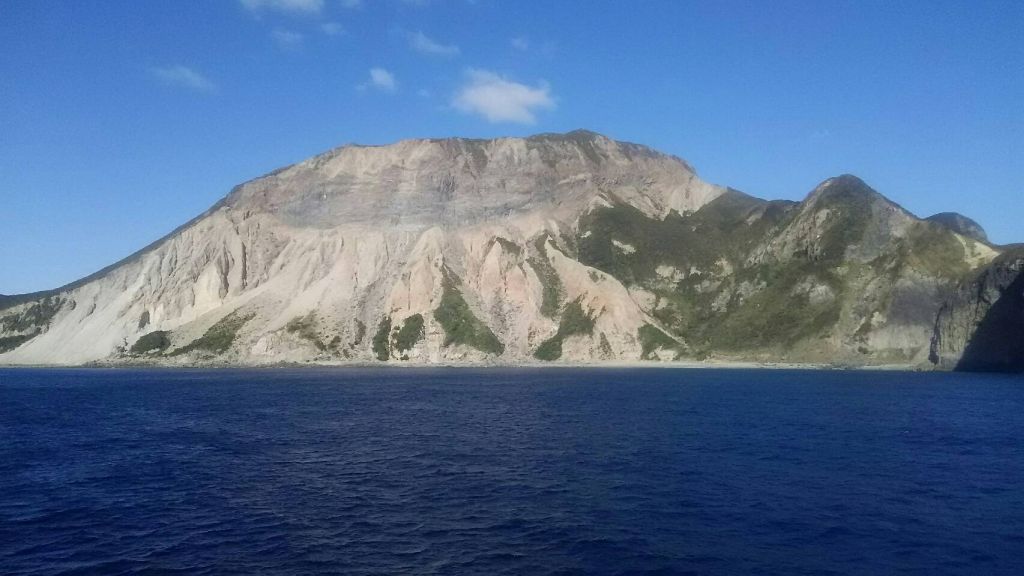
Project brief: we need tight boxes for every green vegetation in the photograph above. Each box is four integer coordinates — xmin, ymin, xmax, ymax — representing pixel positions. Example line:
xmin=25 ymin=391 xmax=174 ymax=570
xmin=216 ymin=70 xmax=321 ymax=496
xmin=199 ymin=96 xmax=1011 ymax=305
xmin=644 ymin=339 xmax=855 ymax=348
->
xmin=493 ymin=237 xmax=522 ymax=256
xmin=577 ymin=191 xmax=791 ymax=285
xmin=858 ymin=220 xmax=971 ymax=321
xmin=372 ymin=317 xmax=392 ymax=361
xmin=129 ymin=330 xmax=171 ymax=355
xmin=393 ymin=314 xmax=425 ymax=352
xmin=706 ymin=265 xmax=840 ymax=350
xmin=811 ymin=182 xmax=876 ymax=265
xmin=527 ymin=234 xmax=564 ymax=317
xmin=434 ymin=269 xmax=504 ymax=355
xmin=534 ymin=299 xmax=596 ymax=361
xmin=638 ymin=324 xmax=679 ymax=360
xmin=286 ymin=312 xmax=327 ymax=351
xmin=0 ymin=296 xmax=64 ymax=333
xmin=352 ymin=319 xmax=366 ymax=348
xmin=0 ymin=332 xmax=38 ymax=354
xmin=905 ymin=222 xmax=969 ymax=278
xmin=642 ymin=257 xmax=846 ymax=353
xmin=138 ymin=311 xmax=150 ymax=330
xmin=573 ymin=191 xmax=860 ymax=354
xmin=170 ymin=310 xmax=254 ymax=356
xmin=559 ymin=231 xmax=579 ymax=258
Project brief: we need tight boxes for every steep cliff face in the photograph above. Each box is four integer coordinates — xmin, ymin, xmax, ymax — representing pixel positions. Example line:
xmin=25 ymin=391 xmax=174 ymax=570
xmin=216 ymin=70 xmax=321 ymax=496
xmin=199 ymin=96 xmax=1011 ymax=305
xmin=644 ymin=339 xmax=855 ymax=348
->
xmin=0 ymin=131 xmax=723 ymax=365
xmin=930 ymin=248 xmax=1024 ymax=372
xmin=0 ymin=131 xmax=1014 ymax=368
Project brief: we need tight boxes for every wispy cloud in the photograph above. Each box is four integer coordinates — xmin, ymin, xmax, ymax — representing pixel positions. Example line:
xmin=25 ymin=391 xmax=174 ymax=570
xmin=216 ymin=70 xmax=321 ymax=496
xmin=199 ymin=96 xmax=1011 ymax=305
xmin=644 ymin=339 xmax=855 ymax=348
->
xmin=272 ymin=29 xmax=304 ymax=49
xmin=320 ymin=22 xmax=344 ymax=36
xmin=452 ymin=69 xmax=554 ymax=124
xmin=510 ymin=37 xmax=529 ymax=51
xmin=240 ymin=0 xmax=324 ymax=15
xmin=340 ymin=0 xmax=362 ymax=7
xmin=152 ymin=65 xmax=217 ymax=93
xmin=409 ymin=31 xmax=459 ymax=57
xmin=359 ymin=67 xmax=397 ymax=92
xmin=808 ymin=129 xmax=832 ymax=143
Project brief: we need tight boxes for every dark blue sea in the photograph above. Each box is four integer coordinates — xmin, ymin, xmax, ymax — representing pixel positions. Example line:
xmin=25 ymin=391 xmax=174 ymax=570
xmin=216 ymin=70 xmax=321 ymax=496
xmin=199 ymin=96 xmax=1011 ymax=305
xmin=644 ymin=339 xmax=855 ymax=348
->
xmin=1 ymin=368 xmax=1022 ymax=575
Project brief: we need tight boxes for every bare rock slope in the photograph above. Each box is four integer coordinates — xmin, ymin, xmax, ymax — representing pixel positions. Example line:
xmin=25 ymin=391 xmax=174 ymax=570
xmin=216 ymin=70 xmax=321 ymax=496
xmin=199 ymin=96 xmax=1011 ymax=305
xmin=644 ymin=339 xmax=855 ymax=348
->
xmin=1 ymin=130 xmax=1019 ymax=370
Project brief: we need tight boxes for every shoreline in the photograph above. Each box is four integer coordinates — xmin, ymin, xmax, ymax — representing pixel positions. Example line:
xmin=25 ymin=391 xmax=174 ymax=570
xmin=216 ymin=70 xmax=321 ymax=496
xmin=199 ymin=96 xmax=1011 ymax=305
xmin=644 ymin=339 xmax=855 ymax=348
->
xmin=0 ymin=359 xmax=927 ymax=372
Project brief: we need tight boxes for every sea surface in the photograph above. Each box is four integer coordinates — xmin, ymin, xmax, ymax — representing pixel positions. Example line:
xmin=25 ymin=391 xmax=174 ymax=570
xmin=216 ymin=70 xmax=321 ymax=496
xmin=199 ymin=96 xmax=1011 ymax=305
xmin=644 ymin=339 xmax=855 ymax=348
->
xmin=0 ymin=368 xmax=1022 ymax=575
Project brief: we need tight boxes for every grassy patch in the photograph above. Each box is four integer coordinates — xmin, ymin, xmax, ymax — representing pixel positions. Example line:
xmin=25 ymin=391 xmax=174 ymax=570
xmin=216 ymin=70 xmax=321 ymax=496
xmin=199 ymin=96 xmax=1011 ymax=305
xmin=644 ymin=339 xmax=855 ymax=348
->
xmin=434 ymin=269 xmax=504 ymax=355
xmin=286 ymin=312 xmax=327 ymax=351
xmin=534 ymin=299 xmax=596 ymax=361
xmin=811 ymin=181 xmax=875 ymax=265
xmin=706 ymin=264 xmax=840 ymax=350
xmin=171 ymin=310 xmax=254 ymax=356
xmin=571 ymin=191 xmax=850 ymax=354
xmin=493 ymin=237 xmax=522 ymax=256
xmin=130 ymin=330 xmax=171 ymax=355
xmin=905 ymin=222 xmax=969 ymax=278
xmin=372 ymin=317 xmax=392 ymax=361
xmin=393 ymin=313 xmax=425 ymax=353
xmin=0 ymin=296 xmax=64 ymax=333
xmin=576 ymin=191 xmax=790 ymax=285
xmin=351 ymin=319 xmax=366 ymax=348
xmin=0 ymin=332 xmax=38 ymax=354
xmin=638 ymin=324 xmax=679 ymax=360
xmin=527 ymin=235 xmax=564 ymax=318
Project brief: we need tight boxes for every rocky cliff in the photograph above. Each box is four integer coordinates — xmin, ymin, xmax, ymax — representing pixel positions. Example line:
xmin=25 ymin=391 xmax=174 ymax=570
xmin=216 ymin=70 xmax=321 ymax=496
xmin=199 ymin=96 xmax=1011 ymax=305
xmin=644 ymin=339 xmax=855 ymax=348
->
xmin=930 ymin=247 xmax=1024 ymax=372
xmin=1 ymin=131 xmax=1019 ymax=370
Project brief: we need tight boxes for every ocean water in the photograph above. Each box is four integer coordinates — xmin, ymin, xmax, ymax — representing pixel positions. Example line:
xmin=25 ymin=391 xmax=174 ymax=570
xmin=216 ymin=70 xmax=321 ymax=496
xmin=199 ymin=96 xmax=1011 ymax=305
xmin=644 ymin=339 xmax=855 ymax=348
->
xmin=0 ymin=368 xmax=1021 ymax=575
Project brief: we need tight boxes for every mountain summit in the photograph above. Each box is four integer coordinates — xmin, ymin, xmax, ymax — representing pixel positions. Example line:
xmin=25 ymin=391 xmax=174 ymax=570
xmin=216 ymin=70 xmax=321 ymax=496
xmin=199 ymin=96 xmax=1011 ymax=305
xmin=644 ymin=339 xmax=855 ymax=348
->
xmin=1 ymin=131 xmax=1020 ymax=370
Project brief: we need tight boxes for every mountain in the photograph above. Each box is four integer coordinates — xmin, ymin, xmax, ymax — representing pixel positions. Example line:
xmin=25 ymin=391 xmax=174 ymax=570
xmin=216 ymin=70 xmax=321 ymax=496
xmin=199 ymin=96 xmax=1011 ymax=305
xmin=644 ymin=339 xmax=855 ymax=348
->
xmin=925 ymin=212 xmax=989 ymax=243
xmin=1 ymin=131 xmax=1020 ymax=371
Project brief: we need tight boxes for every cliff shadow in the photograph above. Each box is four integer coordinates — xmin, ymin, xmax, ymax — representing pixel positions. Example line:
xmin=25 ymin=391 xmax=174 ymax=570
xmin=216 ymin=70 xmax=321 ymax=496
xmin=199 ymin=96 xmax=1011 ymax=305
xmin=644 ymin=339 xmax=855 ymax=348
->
xmin=956 ymin=272 xmax=1024 ymax=373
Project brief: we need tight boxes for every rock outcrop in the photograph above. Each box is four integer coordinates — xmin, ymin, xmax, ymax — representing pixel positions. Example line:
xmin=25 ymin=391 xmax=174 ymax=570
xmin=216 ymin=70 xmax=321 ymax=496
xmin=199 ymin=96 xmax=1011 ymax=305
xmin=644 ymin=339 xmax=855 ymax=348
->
xmin=930 ymin=247 xmax=1024 ymax=372
xmin=0 ymin=131 xmax=1018 ymax=370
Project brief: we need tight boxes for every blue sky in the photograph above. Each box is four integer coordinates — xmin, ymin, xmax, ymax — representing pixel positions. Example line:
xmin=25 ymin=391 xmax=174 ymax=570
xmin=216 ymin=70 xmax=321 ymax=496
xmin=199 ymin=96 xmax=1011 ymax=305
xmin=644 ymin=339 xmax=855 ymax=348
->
xmin=1 ymin=0 xmax=1021 ymax=294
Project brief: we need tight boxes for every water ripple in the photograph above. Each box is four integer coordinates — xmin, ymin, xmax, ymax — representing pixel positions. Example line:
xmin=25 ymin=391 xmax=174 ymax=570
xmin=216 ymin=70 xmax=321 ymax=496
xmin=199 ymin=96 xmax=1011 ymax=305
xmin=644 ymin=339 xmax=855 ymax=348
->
xmin=1 ymin=367 xmax=1022 ymax=575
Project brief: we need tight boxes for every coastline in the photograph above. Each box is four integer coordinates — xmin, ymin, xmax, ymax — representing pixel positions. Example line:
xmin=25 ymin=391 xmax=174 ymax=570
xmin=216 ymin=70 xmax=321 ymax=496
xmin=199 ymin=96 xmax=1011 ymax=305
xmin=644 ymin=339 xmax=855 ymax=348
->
xmin=0 ymin=358 xmax=927 ymax=372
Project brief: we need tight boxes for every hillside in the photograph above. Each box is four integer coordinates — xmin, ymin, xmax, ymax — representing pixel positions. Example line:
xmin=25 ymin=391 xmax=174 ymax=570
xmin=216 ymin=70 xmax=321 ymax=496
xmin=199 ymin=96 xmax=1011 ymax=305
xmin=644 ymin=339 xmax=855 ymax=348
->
xmin=1 ymin=131 xmax=1019 ymax=371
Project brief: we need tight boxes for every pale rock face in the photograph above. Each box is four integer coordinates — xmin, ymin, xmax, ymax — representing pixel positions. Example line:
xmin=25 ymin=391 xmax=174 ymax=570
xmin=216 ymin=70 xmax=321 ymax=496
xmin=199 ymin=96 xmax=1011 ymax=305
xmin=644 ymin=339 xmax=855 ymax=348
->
xmin=612 ymin=240 xmax=637 ymax=255
xmin=3 ymin=133 xmax=1013 ymax=370
xmin=0 ymin=131 xmax=724 ymax=365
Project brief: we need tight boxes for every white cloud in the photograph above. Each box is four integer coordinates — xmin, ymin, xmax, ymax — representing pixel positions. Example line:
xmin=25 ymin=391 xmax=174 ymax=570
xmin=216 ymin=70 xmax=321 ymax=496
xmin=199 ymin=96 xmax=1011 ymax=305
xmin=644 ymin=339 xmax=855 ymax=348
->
xmin=320 ymin=22 xmax=344 ymax=36
xmin=452 ymin=69 xmax=554 ymax=124
xmin=272 ymin=29 xmax=304 ymax=49
xmin=152 ymin=65 xmax=217 ymax=93
xmin=363 ymin=67 xmax=396 ymax=92
xmin=240 ymin=0 xmax=323 ymax=15
xmin=510 ymin=37 xmax=529 ymax=51
xmin=409 ymin=31 xmax=459 ymax=57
